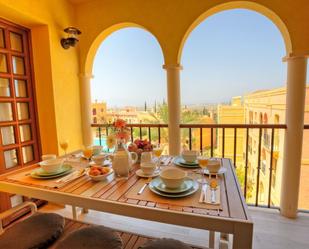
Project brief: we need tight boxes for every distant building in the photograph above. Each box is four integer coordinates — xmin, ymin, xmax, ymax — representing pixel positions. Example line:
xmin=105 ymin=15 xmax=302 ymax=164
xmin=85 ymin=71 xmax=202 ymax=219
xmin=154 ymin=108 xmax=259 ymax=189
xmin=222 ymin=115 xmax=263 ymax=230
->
xmin=191 ymin=116 xmax=217 ymax=151
xmin=243 ymin=86 xmax=309 ymax=208
xmin=106 ymin=107 xmax=139 ymax=124
xmin=216 ymin=88 xmax=309 ymax=209
xmin=91 ymin=100 xmax=107 ymax=124
xmin=217 ymin=96 xmax=246 ymax=166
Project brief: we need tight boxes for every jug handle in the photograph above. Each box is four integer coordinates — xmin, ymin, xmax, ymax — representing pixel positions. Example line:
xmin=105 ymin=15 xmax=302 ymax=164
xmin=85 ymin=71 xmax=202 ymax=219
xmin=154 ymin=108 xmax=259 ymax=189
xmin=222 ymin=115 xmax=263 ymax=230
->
xmin=108 ymin=154 xmax=114 ymax=161
xmin=130 ymin=152 xmax=138 ymax=164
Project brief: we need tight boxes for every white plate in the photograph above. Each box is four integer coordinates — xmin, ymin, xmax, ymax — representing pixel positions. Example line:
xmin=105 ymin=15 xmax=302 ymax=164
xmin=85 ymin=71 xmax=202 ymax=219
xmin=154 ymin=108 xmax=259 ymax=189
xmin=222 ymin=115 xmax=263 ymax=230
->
xmin=203 ymin=167 xmax=227 ymax=175
xmin=136 ymin=169 xmax=160 ymax=178
xmin=152 ymin=177 xmax=194 ymax=194
xmin=149 ymin=180 xmax=199 ymax=198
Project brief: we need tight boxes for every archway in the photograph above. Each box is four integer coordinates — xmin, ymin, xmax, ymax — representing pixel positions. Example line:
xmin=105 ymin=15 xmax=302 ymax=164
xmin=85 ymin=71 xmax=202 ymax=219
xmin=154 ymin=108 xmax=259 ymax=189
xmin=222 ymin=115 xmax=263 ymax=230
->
xmin=178 ymin=1 xmax=292 ymax=62
xmin=84 ymin=25 xmax=165 ymax=148
xmin=84 ymin=23 xmax=165 ymax=76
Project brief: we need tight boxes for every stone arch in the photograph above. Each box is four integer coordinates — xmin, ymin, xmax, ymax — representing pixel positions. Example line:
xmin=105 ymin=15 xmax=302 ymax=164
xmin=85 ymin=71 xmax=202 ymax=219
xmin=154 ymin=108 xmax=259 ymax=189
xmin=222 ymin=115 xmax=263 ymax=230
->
xmin=83 ymin=22 xmax=165 ymax=75
xmin=177 ymin=1 xmax=292 ymax=63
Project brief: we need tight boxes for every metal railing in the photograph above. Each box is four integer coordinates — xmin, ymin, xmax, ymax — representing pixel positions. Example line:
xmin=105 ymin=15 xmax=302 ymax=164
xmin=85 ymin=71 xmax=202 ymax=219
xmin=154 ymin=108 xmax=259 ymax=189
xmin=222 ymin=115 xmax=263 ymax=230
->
xmin=91 ymin=123 xmax=309 ymax=210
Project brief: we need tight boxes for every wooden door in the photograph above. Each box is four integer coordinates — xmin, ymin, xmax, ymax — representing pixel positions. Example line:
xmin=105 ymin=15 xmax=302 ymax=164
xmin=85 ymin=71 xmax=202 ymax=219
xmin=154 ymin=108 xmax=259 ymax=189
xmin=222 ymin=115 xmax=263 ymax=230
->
xmin=0 ymin=18 xmax=41 ymax=220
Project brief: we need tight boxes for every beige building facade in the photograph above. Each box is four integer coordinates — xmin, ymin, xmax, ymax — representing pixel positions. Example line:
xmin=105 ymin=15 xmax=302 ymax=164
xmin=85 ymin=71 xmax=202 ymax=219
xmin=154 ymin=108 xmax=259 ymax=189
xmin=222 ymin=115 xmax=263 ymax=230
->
xmin=91 ymin=100 xmax=107 ymax=124
xmin=217 ymin=97 xmax=246 ymax=166
xmin=216 ymin=87 xmax=309 ymax=209
xmin=243 ymin=86 xmax=309 ymax=208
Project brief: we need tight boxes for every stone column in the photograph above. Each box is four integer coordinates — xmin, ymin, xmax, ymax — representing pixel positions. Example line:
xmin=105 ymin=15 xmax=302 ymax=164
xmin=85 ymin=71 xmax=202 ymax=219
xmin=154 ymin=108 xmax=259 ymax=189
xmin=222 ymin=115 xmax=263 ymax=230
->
xmin=163 ymin=64 xmax=182 ymax=155
xmin=280 ymin=56 xmax=307 ymax=218
xmin=79 ymin=73 xmax=93 ymax=146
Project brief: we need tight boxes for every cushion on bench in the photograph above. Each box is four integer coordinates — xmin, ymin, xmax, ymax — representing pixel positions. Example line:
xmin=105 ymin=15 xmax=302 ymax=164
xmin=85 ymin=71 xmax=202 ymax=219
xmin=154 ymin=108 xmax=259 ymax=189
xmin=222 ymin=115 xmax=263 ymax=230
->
xmin=0 ymin=213 xmax=65 ymax=249
xmin=55 ymin=225 xmax=122 ymax=249
xmin=139 ymin=238 xmax=192 ymax=249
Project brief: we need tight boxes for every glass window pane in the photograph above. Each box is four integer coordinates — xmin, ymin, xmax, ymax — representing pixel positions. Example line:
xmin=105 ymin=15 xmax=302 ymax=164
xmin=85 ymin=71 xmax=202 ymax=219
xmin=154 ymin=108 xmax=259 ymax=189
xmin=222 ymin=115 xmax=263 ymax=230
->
xmin=0 ymin=53 xmax=8 ymax=72
xmin=12 ymin=56 xmax=25 ymax=75
xmin=14 ymin=79 xmax=27 ymax=97
xmin=0 ymin=102 xmax=13 ymax=121
xmin=4 ymin=149 xmax=18 ymax=168
xmin=0 ymin=28 xmax=4 ymax=48
xmin=19 ymin=124 xmax=31 ymax=142
xmin=17 ymin=102 xmax=29 ymax=120
xmin=10 ymin=195 xmax=23 ymax=208
xmin=10 ymin=32 xmax=23 ymax=52
xmin=0 ymin=78 xmax=10 ymax=97
xmin=1 ymin=126 xmax=15 ymax=145
xmin=22 ymin=145 xmax=33 ymax=163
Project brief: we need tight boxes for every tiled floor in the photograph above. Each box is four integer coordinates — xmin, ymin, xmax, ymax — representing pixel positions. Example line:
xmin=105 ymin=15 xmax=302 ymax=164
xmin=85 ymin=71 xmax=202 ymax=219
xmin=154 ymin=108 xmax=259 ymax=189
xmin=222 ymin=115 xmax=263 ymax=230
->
xmin=40 ymin=204 xmax=309 ymax=249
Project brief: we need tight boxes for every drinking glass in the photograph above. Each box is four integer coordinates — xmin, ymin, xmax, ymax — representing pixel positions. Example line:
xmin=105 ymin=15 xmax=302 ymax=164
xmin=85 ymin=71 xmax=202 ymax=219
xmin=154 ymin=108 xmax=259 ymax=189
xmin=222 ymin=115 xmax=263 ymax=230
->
xmin=141 ymin=151 xmax=152 ymax=164
xmin=197 ymin=154 xmax=209 ymax=184
xmin=83 ymin=146 xmax=93 ymax=161
xmin=60 ymin=140 xmax=69 ymax=155
xmin=153 ymin=144 xmax=164 ymax=169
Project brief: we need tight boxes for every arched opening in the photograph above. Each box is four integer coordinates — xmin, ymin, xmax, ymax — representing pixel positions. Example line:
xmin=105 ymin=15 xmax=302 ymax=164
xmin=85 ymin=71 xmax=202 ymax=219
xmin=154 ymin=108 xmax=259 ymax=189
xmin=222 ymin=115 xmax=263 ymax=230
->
xmin=178 ymin=1 xmax=292 ymax=62
xmin=87 ymin=25 xmax=165 ymax=148
xmin=179 ymin=6 xmax=288 ymax=206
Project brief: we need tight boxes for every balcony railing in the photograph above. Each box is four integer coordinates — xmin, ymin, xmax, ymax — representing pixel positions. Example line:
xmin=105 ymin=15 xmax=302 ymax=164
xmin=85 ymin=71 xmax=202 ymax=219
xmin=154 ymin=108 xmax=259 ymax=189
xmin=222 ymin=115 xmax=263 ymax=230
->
xmin=91 ymin=123 xmax=309 ymax=210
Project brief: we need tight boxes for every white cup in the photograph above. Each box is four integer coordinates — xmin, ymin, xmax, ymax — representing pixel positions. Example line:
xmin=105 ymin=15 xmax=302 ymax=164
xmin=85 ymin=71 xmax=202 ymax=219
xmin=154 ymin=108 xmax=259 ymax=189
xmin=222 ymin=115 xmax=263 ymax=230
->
xmin=42 ymin=154 xmax=56 ymax=161
xmin=141 ymin=152 xmax=152 ymax=163
xmin=140 ymin=162 xmax=156 ymax=175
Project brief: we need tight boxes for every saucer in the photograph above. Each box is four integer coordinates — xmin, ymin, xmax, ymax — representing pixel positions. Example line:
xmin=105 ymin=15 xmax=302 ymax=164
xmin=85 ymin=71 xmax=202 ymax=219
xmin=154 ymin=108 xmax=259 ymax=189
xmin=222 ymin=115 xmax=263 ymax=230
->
xmin=203 ymin=167 xmax=227 ymax=175
xmin=136 ymin=169 xmax=160 ymax=178
xmin=173 ymin=156 xmax=200 ymax=168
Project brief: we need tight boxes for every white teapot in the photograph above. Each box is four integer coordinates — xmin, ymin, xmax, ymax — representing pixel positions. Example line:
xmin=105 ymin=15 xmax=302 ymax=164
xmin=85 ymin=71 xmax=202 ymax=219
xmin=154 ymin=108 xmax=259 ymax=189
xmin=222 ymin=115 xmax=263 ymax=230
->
xmin=110 ymin=145 xmax=138 ymax=177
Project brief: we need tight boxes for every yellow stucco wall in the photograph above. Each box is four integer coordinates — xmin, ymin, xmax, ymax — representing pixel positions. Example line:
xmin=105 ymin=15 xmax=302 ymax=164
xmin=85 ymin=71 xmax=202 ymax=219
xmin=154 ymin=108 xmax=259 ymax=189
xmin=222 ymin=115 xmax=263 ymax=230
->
xmin=0 ymin=0 xmax=83 ymax=155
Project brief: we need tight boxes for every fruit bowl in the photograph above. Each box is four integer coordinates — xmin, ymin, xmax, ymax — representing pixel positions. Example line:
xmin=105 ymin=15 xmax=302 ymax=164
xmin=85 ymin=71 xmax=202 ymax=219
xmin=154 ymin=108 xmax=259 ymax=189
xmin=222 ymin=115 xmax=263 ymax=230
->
xmin=87 ymin=166 xmax=113 ymax=181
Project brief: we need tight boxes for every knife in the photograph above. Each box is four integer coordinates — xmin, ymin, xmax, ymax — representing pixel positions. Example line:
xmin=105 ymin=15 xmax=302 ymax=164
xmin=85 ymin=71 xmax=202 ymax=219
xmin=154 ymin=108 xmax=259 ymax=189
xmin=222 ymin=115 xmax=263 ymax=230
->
xmin=137 ymin=178 xmax=151 ymax=195
xmin=211 ymin=187 xmax=216 ymax=203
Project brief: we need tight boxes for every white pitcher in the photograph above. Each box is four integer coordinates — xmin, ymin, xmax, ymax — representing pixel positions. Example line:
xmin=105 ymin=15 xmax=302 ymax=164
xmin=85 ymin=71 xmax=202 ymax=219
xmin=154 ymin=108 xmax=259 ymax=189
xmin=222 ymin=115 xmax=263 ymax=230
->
xmin=110 ymin=145 xmax=138 ymax=177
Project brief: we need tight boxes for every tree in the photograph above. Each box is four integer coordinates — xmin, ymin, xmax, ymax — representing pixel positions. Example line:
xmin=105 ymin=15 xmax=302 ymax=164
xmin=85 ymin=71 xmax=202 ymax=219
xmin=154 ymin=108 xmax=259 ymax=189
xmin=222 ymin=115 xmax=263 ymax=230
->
xmin=144 ymin=101 xmax=147 ymax=111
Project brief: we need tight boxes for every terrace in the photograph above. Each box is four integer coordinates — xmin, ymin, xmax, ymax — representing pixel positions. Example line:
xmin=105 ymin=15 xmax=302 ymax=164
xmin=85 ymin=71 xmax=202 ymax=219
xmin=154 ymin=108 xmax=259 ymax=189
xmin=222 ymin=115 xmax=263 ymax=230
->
xmin=0 ymin=0 xmax=309 ymax=248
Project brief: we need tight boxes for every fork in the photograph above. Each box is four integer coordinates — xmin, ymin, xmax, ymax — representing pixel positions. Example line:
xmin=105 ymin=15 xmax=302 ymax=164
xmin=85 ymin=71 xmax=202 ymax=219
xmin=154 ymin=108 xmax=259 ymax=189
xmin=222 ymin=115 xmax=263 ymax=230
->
xmin=199 ymin=183 xmax=207 ymax=203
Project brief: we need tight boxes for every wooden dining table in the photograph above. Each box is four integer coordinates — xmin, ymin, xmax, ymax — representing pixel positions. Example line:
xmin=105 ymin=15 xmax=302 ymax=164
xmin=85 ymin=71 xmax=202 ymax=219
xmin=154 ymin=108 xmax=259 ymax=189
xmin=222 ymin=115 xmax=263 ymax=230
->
xmin=0 ymin=156 xmax=253 ymax=249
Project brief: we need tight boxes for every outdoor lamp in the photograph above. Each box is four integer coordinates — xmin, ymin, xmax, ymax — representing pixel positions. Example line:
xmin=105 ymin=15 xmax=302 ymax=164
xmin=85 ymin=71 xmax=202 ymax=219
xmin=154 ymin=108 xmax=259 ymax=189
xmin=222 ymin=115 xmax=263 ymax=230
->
xmin=61 ymin=27 xmax=81 ymax=49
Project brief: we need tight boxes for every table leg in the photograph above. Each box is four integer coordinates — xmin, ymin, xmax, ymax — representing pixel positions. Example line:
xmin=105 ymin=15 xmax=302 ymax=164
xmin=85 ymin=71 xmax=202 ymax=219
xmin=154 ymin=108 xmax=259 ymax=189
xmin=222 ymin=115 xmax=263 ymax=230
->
xmin=72 ymin=205 xmax=77 ymax=220
xmin=209 ymin=231 xmax=215 ymax=249
xmin=233 ymin=223 xmax=253 ymax=249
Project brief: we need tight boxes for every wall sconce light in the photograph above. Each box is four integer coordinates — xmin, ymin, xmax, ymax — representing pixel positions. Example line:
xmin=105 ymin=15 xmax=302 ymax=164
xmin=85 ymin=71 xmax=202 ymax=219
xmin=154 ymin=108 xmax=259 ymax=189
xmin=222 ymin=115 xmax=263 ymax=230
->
xmin=61 ymin=27 xmax=81 ymax=49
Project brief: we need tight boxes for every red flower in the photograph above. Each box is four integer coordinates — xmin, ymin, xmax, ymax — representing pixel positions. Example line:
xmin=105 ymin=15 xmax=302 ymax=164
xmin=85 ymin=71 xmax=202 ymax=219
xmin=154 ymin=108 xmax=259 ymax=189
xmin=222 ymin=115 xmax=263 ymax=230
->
xmin=114 ymin=119 xmax=126 ymax=128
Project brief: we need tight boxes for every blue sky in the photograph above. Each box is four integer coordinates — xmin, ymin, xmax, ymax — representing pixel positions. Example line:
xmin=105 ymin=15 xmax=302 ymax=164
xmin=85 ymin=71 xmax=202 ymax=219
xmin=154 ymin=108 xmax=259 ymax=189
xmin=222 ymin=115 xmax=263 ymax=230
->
xmin=91 ymin=9 xmax=303 ymax=107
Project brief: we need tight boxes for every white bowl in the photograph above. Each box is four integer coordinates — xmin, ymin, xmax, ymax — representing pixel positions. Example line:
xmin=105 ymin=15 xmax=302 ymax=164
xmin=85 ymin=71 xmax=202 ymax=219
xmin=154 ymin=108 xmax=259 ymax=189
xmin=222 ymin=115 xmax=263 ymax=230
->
xmin=182 ymin=150 xmax=199 ymax=162
xmin=41 ymin=154 xmax=56 ymax=161
xmin=140 ymin=162 xmax=156 ymax=175
xmin=39 ymin=159 xmax=64 ymax=173
xmin=160 ymin=168 xmax=187 ymax=189
xmin=207 ymin=159 xmax=221 ymax=173
xmin=91 ymin=146 xmax=103 ymax=156
xmin=92 ymin=154 xmax=107 ymax=165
